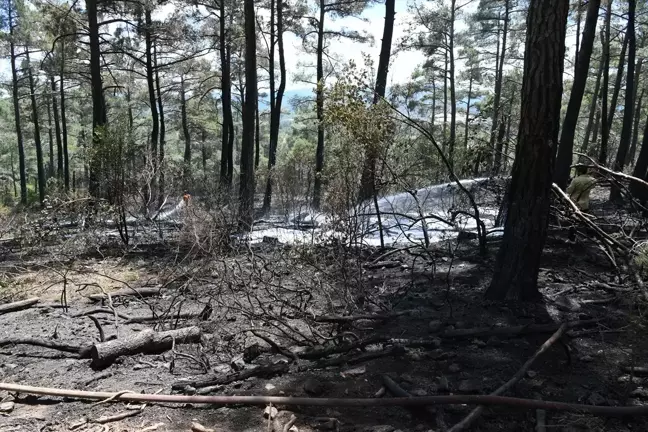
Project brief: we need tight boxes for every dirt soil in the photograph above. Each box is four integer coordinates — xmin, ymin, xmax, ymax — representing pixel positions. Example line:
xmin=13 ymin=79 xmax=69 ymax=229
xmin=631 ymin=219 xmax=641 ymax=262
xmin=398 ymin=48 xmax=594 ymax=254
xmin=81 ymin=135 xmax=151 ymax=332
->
xmin=1 ymin=193 xmax=648 ymax=432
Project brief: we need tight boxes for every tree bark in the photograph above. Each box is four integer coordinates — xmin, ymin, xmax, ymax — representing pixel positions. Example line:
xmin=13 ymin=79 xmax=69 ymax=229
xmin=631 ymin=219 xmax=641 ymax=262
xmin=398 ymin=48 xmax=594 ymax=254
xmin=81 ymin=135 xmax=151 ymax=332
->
xmin=598 ymin=1 xmax=613 ymax=165
xmin=491 ymin=2 xmax=510 ymax=174
xmin=25 ymin=49 xmax=46 ymax=205
xmin=464 ymin=74 xmax=473 ymax=151
xmin=181 ymin=75 xmax=191 ymax=187
xmin=154 ymin=44 xmax=166 ymax=206
xmin=46 ymin=90 xmax=54 ymax=178
xmin=239 ymin=0 xmax=257 ymax=229
xmin=145 ymin=9 xmax=159 ymax=207
xmin=313 ymin=0 xmax=326 ymax=210
xmin=448 ymin=0 xmax=457 ymax=169
xmin=8 ymin=0 xmax=26 ymax=204
xmin=358 ymin=0 xmax=395 ymax=202
xmin=255 ymin=97 xmax=260 ymax=169
xmin=219 ymin=0 xmax=234 ymax=188
xmin=628 ymin=87 xmax=644 ymax=165
xmin=581 ymin=50 xmax=604 ymax=153
xmin=262 ymin=0 xmax=286 ymax=213
xmin=610 ymin=0 xmax=636 ymax=201
xmin=60 ymin=39 xmax=70 ymax=191
xmin=485 ymin=0 xmax=569 ymax=301
xmin=87 ymin=0 xmax=107 ymax=197
xmin=50 ymin=76 xmax=63 ymax=180
xmin=606 ymin=32 xmax=629 ymax=134
xmin=554 ymin=0 xmax=601 ymax=189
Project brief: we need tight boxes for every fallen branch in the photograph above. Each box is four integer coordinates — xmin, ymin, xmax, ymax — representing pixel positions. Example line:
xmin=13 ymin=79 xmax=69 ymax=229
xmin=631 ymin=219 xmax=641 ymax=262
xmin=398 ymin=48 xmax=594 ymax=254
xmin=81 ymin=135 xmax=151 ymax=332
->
xmin=4 ymin=382 xmax=648 ymax=415
xmin=0 ymin=298 xmax=39 ymax=314
xmin=125 ymin=312 xmax=202 ymax=324
xmin=172 ymin=362 xmax=290 ymax=391
xmin=313 ymin=310 xmax=412 ymax=323
xmin=87 ymin=287 xmax=161 ymax=302
xmin=447 ymin=323 xmax=568 ymax=432
xmin=93 ymin=406 xmax=144 ymax=424
xmin=0 ymin=337 xmax=91 ymax=357
xmin=90 ymin=326 xmax=202 ymax=369
xmin=70 ymin=308 xmax=132 ymax=321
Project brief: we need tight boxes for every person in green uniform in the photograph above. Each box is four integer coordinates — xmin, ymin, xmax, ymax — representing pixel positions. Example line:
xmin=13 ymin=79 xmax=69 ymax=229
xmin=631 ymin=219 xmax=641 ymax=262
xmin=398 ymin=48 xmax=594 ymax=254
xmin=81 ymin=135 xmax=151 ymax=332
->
xmin=566 ymin=167 xmax=597 ymax=211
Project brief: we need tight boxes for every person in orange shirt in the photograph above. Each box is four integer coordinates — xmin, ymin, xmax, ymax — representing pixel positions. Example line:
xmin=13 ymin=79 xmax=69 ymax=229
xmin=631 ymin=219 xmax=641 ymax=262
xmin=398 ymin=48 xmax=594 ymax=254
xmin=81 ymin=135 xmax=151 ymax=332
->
xmin=182 ymin=192 xmax=191 ymax=206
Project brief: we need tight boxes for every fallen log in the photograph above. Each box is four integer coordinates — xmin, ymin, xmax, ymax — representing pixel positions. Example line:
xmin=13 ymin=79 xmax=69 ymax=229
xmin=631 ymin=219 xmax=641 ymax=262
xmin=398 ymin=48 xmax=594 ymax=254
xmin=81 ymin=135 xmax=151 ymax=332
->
xmin=90 ymin=326 xmax=202 ymax=369
xmin=0 ymin=298 xmax=39 ymax=314
xmin=172 ymin=362 xmax=289 ymax=391
xmin=125 ymin=312 xmax=202 ymax=324
xmin=4 ymin=382 xmax=648 ymax=416
xmin=87 ymin=287 xmax=161 ymax=303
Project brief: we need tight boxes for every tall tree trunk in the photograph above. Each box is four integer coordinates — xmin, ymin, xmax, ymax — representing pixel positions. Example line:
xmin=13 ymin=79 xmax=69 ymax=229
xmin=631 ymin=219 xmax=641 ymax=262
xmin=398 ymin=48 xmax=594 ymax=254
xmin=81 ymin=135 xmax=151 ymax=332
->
xmin=46 ymin=91 xmax=54 ymax=178
xmin=554 ymin=0 xmax=601 ymax=189
xmin=631 ymin=111 xmax=648 ymax=201
xmin=464 ymin=74 xmax=473 ymax=151
xmin=581 ymin=50 xmax=604 ymax=153
xmin=145 ymin=9 xmax=159 ymax=207
xmin=181 ymin=75 xmax=191 ymax=187
xmin=598 ymin=2 xmax=613 ymax=165
xmin=87 ymin=0 xmax=106 ymax=197
xmin=239 ymin=0 xmax=257 ymax=228
xmin=443 ymin=45 xmax=448 ymax=145
xmin=154 ymin=44 xmax=166 ymax=206
xmin=575 ymin=0 xmax=582 ymax=67
xmin=591 ymin=105 xmax=602 ymax=157
xmin=201 ymin=129 xmax=207 ymax=175
xmin=486 ymin=0 xmax=569 ymax=301
xmin=60 ymin=39 xmax=70 ymax=191
xmin=25 ymin=49 xmax=46 ymax=205
xmin=606 ymin=33 xmax=629 ymax=133
xmin=255 ymin=97 xmax=260 ymax=169
xmin=262 ymin=0 xmax=286 ymax=213
xmin=312 ymin=0 xmax=326 ymax=209
xmin=628 ymin=87 xmax=644 ymax=165
xmin=448 ymin=0 xmax=457 ymax=168
xmin=8 ymin=2 xmax=26 ymax=204
xmin=219 ymin=0 xmax=234 ymax=188
xmin=610 ymin=0 xmax=636 ymax=201
xmin=50 ymin=76 xmax=63 ymax=180
xmin=491 ymin=2 xmax=510 ymax=174
xmin=358 ymin=0 xmax=395 ymax=202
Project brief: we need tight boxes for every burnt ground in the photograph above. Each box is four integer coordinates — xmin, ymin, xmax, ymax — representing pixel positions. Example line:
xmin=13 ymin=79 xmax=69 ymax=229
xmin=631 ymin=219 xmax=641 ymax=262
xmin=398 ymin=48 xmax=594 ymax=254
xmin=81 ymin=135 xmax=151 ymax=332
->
xmin=1 ymin=193 xmax=648 ymax=432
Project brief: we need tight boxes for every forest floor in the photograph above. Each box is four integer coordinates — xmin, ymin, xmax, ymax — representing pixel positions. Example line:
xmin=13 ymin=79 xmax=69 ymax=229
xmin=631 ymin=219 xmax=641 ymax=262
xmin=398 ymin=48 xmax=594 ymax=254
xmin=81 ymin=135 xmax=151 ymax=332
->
xmin=1 ymin=188 xmax=648 ymax=432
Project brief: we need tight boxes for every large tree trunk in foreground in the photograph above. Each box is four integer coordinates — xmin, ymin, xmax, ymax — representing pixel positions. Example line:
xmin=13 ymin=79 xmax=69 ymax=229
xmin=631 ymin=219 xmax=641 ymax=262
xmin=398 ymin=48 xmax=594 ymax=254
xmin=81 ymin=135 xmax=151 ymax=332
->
xmin=554 ymin=0 xmax=601 ymax=190
xmin=610 ymin=0 xmax=636 ymax=201
xmin=358 ymin=0 xmax=395 ymax=202
xmin=486 ymin=0 xmax=569 ymax=301
xmin=238 ymin=0 xmax=257 ymax=229
xmin=262 ymin=0 xmax=287 ymax=213
xmin=312 ymin=0 xmax=326 ymax=210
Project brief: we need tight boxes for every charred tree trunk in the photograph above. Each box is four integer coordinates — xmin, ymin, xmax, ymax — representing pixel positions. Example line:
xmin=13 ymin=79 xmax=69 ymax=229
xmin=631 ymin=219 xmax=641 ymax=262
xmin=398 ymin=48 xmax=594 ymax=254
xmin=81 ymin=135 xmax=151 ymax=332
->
xmin=8 ymin=2 xmax=26 ymax=205
xmin=262 ymin=0 xmax=286 ymax=213
xmin=631 ymin=112 xmax=648 ymax=201
xmin=60 ymin=40 xmax=70 ymax=191
xmin=239 ymin=0 xmax=257 ymax=229
xmin=255 ymin=97 xmax=260 ymax=169
xmin=154 ymin=44 xmax=166 ymax=206
xmin=312 ymin=0 xmax=326 ymax=210
xmin=87 ymin=0 xmax=107 ymax=197
xmin=628 ymin=87 xmax=644 ymax=165
xmin=50 ymin=76 xmax=63 ymax=180
xmin=448 ymin=0 xmax=457 ymax=168
xmin=25 ymin=49 xmax=46 ymax=205
xmin=181 ymin=75 xmax=191 ymax=187
xmin=582 ymin=50 xmax=604 ymax=153
xmin=598 ymin=2 xmax=613 ymax=165
xmin=145 ymin=9 xmax=159 ymax=207
xmin=554 ymin=0 xmax=601 ymax=189
xmin=491 ymin=2 xmax=510 ymax=174
xmin=606 ymin=33 xmax=629 ymax=134
xmin=610 ymin=0 xmax=636 ymax=201
xmin=486 ymin=0 xmax=569 ymax=301
xmin=46 ymin=91 xmax=54 ymax=178
xmin=358 ymin=0 xmax=395 ymax=202
xmin=219 ymin=0 xmax=234 ymax=188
